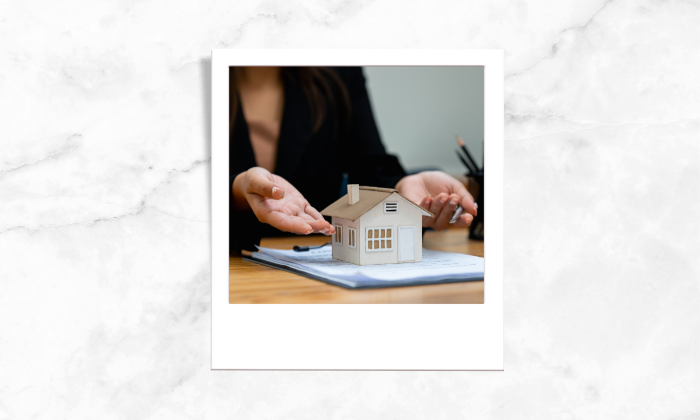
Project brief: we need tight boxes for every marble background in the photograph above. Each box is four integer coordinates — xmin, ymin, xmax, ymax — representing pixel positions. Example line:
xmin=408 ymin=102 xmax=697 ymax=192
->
xmin=1 ymin=0 xmax=698 ymax=418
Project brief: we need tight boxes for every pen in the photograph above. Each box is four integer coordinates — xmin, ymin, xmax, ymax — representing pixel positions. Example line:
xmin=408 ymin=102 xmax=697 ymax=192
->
xmin=449 ymin=205 xmax=464 ymax=224
xmin=293 ymin=242 xmax=332 ymax=252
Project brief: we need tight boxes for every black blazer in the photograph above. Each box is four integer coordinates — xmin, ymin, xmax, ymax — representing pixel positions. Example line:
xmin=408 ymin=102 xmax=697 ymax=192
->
xmin=230 ymin=67 xmax=406 ymax=253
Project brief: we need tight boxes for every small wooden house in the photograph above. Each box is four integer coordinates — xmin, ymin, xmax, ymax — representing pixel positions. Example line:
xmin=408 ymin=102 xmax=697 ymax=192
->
xmin=320 ymin=185 xmax=434 ymax=266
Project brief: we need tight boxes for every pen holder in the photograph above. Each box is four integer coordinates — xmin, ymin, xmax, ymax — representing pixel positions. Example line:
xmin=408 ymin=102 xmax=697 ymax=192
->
xmin=467 ymin=173 xmax=483 ymax=241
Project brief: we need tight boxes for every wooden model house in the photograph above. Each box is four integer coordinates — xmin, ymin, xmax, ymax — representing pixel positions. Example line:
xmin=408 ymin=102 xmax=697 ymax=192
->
xmin=320 ymin=185 xmax=434 ymax=266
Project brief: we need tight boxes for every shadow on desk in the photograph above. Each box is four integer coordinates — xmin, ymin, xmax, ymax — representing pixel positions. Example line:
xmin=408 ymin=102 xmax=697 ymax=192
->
xmin=229 ymin=228 xmax=484 ymax=304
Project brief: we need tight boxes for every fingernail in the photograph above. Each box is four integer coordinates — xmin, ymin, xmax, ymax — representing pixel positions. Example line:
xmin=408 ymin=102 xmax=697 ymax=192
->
xmin=474 ymin=203 xmax=478 ymax=210
xmin=440 ymin=196 xmax=447 ymax=204
xmin=450 ymin=199 xmax=457 ymax=205
xmin=272 ymin=186 xmax=284 ymax=198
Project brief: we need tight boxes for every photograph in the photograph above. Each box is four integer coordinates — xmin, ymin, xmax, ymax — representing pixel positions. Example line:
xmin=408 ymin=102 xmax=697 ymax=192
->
xmin=228 ymin=65 xmax=486 ymax=304
xmin=211 ymin=49 xmax=503 ymax=370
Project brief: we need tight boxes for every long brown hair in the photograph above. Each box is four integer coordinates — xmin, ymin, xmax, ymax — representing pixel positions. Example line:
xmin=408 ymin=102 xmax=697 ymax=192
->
xmin=229 ymin=67 xmax=351 ymax=137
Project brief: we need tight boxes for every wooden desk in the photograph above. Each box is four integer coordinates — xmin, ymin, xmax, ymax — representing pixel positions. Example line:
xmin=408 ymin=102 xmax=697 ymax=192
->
xmin=229 ymin=228 xmax=484 ymax=304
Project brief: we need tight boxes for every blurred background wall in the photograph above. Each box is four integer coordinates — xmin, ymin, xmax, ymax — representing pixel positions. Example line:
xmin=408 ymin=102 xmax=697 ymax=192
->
xmin=363 ymin=66 xmax=484 ymax=177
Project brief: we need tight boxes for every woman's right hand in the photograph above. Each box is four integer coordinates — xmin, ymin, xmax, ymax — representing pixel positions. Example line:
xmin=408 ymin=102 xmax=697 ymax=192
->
xmin=232 ymin=167 xmax=335 ymax=236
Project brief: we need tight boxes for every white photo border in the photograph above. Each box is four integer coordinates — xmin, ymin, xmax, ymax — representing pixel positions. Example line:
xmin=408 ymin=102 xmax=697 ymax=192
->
xmin=212 ymin=49 xmax=503 ymax=370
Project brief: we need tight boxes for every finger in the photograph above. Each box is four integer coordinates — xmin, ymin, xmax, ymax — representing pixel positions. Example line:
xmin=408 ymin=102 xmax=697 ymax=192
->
xmin=450 ymin=212 xmax=474 ymax=228
xmin=299 ymin=213 xmax=335 ymax=234
xmin=303 ymin=205 xmax=335 ymax=235
xmin=307 ymin=219 xmax=334 ymax=235
xmin=419 ymin=195 xmax=433 ymax=210
xmin=304 ymin=205 xmax=324 ymax=221
xmin=418 ymin=196 xmax=434 ymax=229
xmin=248 ymin=174 xmax=285 ymax=200
xmin=452 ymin=178 xmax=470 ymax=197
xmin=460 ymin=194 xmax=477 ymax=217
xmin=427 ymin=193 xmax=448 ymax=218
xmin=434 ymin=194 xmax=460 ymax=231
xmin=442 ymin=175 xmax=476 ymax=217
xmin=264 ymin=212 xmax=314 ymax=235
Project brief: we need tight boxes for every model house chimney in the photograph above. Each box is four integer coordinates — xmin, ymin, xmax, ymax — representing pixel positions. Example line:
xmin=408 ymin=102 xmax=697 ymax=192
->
xmin=348 ymin=184 xmax=359 ymax=205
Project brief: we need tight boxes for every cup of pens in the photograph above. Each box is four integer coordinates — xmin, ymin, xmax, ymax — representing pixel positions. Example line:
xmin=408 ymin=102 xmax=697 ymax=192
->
xmin=455 ymin=136 xmax=483 ymax=241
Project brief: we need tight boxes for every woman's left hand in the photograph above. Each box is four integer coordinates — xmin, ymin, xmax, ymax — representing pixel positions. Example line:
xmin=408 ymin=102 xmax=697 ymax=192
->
xmin=395 ymin=171 xmax=477 ymax=231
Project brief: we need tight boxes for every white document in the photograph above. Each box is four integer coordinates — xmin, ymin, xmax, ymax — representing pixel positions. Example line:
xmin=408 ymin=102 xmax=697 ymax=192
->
xmin=250 ymin=245 xmax=483 ymax=288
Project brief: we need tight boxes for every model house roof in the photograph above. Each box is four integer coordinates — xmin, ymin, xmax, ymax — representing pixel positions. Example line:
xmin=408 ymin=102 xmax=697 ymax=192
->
xmin=320 ymin=186 xmax=434 ymax=221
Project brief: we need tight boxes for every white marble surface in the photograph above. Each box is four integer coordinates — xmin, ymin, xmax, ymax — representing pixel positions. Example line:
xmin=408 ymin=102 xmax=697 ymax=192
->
xmin=1 ymin=0 xmax=698 ymax=418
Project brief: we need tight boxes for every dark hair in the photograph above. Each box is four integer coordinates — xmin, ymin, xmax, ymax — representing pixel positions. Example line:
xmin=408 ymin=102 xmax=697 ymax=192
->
xmin=229 ymin=67 xmax=351 ymax=137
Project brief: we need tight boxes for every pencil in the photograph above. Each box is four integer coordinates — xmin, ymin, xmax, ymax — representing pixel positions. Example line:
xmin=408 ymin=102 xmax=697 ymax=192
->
xmin=455 ymin=150 xmax=475 ymax=175
xmin=449 ymin=205 xmax=465 ymax=224
xmin=456 ymin=135 xmax=480 ymax=172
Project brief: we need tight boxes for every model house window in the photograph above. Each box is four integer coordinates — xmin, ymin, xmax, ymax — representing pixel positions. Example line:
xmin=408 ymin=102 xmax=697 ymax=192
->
xmin=334 ymin=225 xmax=342 ymax=244
xmin=384 ymin=202 xmax=398 ymax=213
xmin=348 ymin=228 xmax=357 ymax=249
xmin=366 ymin=227 xmax=393 ymax=251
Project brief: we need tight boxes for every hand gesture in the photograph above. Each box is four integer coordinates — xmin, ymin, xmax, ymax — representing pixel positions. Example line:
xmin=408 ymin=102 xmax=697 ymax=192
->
xmin=233 ymin=167 xmax=334 ymax=235
xmin=396 ymin=171 xmax=477 ymax=231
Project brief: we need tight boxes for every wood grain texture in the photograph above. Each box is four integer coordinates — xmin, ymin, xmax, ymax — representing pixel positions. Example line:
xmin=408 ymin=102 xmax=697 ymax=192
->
xmin=229 ymin=227 xmax=484 ymax=304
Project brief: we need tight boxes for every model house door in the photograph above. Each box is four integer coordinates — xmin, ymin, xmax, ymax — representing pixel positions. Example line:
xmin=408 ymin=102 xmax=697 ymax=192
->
xmin=398 ymin=226 xmax=415 ymax=262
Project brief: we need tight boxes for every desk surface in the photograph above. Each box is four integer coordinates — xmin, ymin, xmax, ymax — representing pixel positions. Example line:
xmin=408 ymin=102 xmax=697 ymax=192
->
xmin=229 ymin=227 xmax=484 ymax=304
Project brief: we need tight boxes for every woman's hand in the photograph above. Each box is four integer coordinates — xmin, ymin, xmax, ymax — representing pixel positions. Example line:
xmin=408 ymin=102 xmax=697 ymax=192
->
xmin=232 ymin=167 xmax=335 ymax=235
xmin=395 ymin=171 xmax=477 ymax=231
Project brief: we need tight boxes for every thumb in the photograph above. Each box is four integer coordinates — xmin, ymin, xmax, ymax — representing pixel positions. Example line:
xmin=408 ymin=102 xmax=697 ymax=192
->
xmin=248 ymin=174 xmax=285 ymax=200
xmin=460 ymin=195 xmax=477 ymax=217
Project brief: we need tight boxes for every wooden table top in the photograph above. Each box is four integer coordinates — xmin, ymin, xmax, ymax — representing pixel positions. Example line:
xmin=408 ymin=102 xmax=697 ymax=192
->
xmin=229 ymin=227 xmax=484 ymax=304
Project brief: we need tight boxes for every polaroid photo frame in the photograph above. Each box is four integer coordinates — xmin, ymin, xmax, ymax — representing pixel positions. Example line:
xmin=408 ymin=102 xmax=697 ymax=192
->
xmin=212 ymin=49 xmax=503 ymax=370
